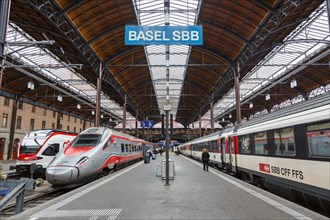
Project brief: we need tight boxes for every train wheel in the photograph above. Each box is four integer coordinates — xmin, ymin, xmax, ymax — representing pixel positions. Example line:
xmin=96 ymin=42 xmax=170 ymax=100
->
xmin=254 ymin=177 xmax=265 ymax=189
xmin=98 ymin=168 xmax=110 ymax=179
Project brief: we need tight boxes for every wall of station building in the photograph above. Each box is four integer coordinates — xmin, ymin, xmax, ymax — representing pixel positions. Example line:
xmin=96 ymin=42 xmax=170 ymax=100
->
xmin=0 ymin=95 xmax=95 ymax=160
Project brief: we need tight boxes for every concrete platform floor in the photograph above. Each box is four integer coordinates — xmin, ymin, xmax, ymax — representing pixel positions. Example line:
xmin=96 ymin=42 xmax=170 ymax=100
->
xmin=8 ymin=154 xmax=328 ymax=220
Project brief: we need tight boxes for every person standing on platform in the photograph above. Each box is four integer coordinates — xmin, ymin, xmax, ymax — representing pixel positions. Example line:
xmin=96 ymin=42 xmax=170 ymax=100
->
xmin=202 ymin=148 xmax=210 ymax=171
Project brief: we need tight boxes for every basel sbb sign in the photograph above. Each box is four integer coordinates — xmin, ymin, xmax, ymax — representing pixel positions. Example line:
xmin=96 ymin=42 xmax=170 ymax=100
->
xmin=125 ymin=26 xmax=203 ymax=45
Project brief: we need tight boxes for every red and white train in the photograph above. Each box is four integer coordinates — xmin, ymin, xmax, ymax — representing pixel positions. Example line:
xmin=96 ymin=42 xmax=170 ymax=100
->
xmin=11 ymin=130 xmax=77 ymax=178
xmin=46 ymin=127 xmax=155 ymax=188
xmin=178 ymin=94 xmax=330 ymax=216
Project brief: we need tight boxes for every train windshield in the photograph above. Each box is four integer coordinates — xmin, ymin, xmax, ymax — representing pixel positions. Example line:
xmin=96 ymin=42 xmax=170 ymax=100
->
xmin=20 ymin=144 xmax=40 ymax=154
xmin=20 ymin=138 xmax=45 ymax=154
xmin=71 ymin=134 xmax=102 ymax=147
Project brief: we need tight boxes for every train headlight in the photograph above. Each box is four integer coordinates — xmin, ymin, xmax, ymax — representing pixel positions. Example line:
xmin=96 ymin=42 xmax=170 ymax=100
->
xmin=76 ymin=156 xmax=89 ymax=167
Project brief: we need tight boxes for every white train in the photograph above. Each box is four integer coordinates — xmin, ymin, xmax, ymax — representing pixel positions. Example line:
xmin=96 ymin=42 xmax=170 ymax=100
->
xmin=46 ymin=127 xmax=156 ymax=188
xmin=11 ymin=130 xmax=77 ymax=178
xmin=178 ymin=94 xmax=330 ymax=216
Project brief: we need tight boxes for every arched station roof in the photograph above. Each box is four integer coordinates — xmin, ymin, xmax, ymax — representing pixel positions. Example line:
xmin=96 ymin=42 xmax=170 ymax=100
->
xmin=1 ymin=0 xmax=329 ymax=127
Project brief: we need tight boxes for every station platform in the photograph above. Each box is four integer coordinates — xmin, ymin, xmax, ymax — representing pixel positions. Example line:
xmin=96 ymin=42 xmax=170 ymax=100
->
xmin=8 ymin=154 xmax=327 ymax=220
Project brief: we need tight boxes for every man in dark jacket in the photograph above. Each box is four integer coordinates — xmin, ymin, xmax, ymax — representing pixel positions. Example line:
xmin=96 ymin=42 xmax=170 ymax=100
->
xmin=202 ymin=148 xmax=210 ymax=171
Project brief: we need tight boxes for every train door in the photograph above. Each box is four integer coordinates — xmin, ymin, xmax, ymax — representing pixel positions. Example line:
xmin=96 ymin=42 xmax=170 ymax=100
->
xmin=0 ymin=138 xmax=5 ymax=160
xmin=230 ymin=136 xmax=238 ymax=172
xmin=225 ymin=137 xmax=231 ymax=170
xmin=221 ymin=138 xmax=226 ymax=168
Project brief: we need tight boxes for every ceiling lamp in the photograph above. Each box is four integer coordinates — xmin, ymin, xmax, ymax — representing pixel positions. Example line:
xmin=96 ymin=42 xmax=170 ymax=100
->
xmin=249 ymin=103 xmax=253 ymax=108
xmin=57 ymin=95 xmax=62 ymax=102
xmin=27 ymin=80 xmax=35 ymax=90
xmin=290 ymin=79 xmax=297 ymax=88
xmin=91 ymin=110 xmax=95 ymax=115
xmin=76 ymin=103 xmax=81 ymax=109
xmin=101 ymin=114 xmax=104 ymax=119
xmin=265 ymin=94 xmax=270 ymax=100
xmin=229 ymin=114 xmax=232 ymax=119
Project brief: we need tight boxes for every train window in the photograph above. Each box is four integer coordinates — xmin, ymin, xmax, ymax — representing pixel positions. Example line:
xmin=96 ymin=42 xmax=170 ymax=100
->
xmin=42 ymin=143 xmax=60 ymax=156
xmin=306 ymin=121 xmax=330 ymax=157
xmin=125 ymin=144 xmax=129 ymax=152
xmin=239 ymin=135 xmax=250 ymax=154
xmin=121 ymin=143 xmax=125 ymax=152
xmin=254 ymin=132 xmax=268 ymax=155
xmin=211 ymin=140 xmax=218 ymax=153
xmin=20 ymin=144 xmax=39 ymax=154
xmin=275 ymin=127 xmax=295 ymax=156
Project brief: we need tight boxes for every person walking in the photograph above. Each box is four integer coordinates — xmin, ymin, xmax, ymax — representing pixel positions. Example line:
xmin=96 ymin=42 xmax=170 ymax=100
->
xmin=202 ymin=148 xmax=210 ymax=171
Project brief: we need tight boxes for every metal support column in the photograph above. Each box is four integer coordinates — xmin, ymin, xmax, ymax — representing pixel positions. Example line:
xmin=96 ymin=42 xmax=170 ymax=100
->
xmin=0 ymin=0 xmax=11 ymax=89
xmin=170 ymin=113 xmax=173 ymax=138
xmin=210 ymin=94 xmax=214 ymax=133
xmin=123 ymin=94 xmax=127 ymax=133
xmin=95 ymin=62 xmax=102 ymax=127
xmin=161 ymin=114 xmax=165 ymax=138
xmin=56 ymin=111 xmax=61 ymax=129
xmin=192 ymin=123 xmax=195 ymax=139
xmin=165 ymin=109 xmax=170 ymax=186
xmin=83 ymin=117 xmax=87 ymax=130
xmin=164 ymin=0 xmax=170 ymax=187
xmin=135 ymin=109 xmax=139 ymax=136
xmin=187 ymin=126 xmax=191 ymax=141
xmin=234 ymin=63 xmax=242 ymax=125
xmin=199 ymin=114 xmax=202 ymax=137
xmin=7 ymin=95 xmax=18 ymax=159
xmin=327 ymin=0 xmax=330 ymax=35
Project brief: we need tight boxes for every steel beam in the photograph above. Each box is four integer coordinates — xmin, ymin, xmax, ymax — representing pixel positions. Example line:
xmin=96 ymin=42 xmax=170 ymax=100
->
xmin=26 ymin=0 xmax=138 ymax=117
xmin=0 ymin=0 xmax=11 ymax=89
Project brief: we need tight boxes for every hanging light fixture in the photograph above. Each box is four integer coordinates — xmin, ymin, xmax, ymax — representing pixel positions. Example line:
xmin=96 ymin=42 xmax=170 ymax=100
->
xmin=229 ymin=114 xmax=232 ymax=118
xmin=101 ymin=114 xmax=104 ymax=119
xmin=27 ymin=80 xmax=35 ymax=90
xmin=91 ymin=110 xmax=95 ymax=115
xmin=290 ymin=79 xmax=297 ymax=88
xmin=76 ymin=103 xmax=81 ymax=109
xmin=57 ymin=95 xmax=62 ymax=102
xmin=249 ymin=103 xmax=253 ymax=108
xmin=265 ymin=94 xmax=270 ymax=100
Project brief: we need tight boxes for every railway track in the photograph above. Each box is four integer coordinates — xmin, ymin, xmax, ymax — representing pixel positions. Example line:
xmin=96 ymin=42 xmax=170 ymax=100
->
xmin=0 ymin=188 xmax=72 ymax=218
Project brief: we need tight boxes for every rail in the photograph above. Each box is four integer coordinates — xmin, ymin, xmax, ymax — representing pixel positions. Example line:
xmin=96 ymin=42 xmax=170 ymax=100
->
xmin=0 ymin=182 xmax=26 ymax=214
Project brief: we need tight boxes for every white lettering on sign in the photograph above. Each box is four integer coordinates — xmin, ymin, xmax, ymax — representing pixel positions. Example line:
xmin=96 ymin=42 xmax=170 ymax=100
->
xmin=125 ymin=26 xmax=203 ymax=45
xmin=129 ymin=30 xmax=200 ymax=42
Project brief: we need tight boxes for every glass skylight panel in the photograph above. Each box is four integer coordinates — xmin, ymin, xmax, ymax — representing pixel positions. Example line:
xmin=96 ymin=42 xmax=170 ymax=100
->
xmin=6 ymin=23 xmax=122 ymax=119
xmin=133 ymin=0 xmax=202 ymax=120
xmin=214 ymin=2 xmax=329 ymax=120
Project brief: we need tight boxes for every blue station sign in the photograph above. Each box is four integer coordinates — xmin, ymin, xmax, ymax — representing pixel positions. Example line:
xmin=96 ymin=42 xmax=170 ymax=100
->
xmin=140 ymin=120 xmax=154 ymax=128
xmin=125 ymin=26 xmax=203 ymax=45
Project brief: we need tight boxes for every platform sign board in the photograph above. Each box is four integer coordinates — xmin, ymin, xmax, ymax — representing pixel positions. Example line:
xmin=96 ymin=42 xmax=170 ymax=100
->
xmin=140 ymin=120 xmax=154 ymax=128
xmin=125 ymin=26 xmax=203 ymax=45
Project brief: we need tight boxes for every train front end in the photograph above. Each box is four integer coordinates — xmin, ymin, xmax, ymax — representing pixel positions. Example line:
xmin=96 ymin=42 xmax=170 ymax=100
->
xmin=46 ymin=128 xmax=108 ymax=187
xmin=13 ymin=130 xmax=49 ymax=177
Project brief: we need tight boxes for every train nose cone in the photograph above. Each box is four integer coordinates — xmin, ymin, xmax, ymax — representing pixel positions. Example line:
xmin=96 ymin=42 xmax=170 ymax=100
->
xmin=46 ymin=166 xmax=79 ymax=185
